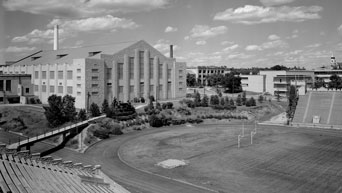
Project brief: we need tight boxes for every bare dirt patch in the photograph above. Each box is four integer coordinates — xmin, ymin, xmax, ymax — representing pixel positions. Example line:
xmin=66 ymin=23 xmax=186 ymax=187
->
xmin=120 ymin=124 xmax=342 ymax=193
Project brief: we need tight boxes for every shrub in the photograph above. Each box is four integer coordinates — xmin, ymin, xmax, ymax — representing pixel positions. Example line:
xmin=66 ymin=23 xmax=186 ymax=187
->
xmin=29 ymin=98 xmax=36 ymax=104
xmin=141 ymin=97 xmax=145 ymax=103
xmin=78 ymin=109 xmax=87 ymax=121
xmin=166 ymin=102 xmax=173 ymax=109
xmin=201 ymin=94 xmax=209 ymax=107
xmin=93 ymin=129 xmax=110 ymax=139
xmin=149 ymin=115 xmax=163 ymax=127
xmin=89 ymin=103 xmax=101 ymax=117
xmin=258 ymin=95 xmax=264 ymax=103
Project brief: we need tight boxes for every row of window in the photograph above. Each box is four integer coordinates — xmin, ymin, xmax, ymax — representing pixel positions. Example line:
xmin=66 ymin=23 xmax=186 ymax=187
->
xmin=199 ymin=70 xmax=225 ymax=73
xmin=34 ymin=85 xmax=74 ymax=95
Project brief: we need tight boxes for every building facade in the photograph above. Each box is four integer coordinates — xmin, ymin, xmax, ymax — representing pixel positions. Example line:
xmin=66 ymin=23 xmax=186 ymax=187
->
xmin=0 ymin=74 xmax=33 ymax=104
xmin=0 ymin=40 xmax=186 ymax=109
xmin=187 ymin=66 xmax=230 ymax=85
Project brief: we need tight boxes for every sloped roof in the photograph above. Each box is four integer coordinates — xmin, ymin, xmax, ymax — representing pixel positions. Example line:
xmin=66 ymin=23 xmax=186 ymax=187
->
xmin=12 ymin=40 xmax=138 ymax=66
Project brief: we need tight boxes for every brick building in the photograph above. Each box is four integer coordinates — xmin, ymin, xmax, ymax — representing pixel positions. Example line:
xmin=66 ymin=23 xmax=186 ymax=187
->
xmin=0 ymin=40 xmax=186 ymax=109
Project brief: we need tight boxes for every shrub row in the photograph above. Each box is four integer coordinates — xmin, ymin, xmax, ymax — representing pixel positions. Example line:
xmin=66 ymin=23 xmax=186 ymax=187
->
xmin=197 ymin=114 xmax=248 ymax=120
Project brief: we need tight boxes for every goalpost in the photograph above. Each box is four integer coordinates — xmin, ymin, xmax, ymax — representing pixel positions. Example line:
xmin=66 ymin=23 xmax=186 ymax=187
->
xmin=238 ymin=120 xmax=258 ymax=148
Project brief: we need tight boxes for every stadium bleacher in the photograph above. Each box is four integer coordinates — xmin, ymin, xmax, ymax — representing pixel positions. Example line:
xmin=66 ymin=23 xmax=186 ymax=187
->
xmin=292 ymin=91 xmax=342 ymax=127
xmin=0 ymin=149 xmax=128 ymax=193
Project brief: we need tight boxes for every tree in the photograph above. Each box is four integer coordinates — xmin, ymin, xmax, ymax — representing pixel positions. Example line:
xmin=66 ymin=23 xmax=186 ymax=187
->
xmin=194 ymin=91 xmax=201 ymax=106
xmin=270 ymin=65 xmax=288 ymax=71
xmin=201 ymin=94 xmax=209 ymax=107
xmin=314 ymin=77 xmax=325 ymax=90
xmin=275 ymin=91 xmax=281 ymax=102
xmin=230 ymin=98 xmax=235 ymax=106
xmin=220 ymin=97 xmax=225 ymax=106
xmin=242 ymin=91 xmax=247 ymax=105
xmin=78 ymin=109 xmax=87 ymax=121
xmin=328 ymin=74 xmax=342 ymax=90
xmin=89 ymin=103 xmax=101 ymax=117
xmin=221 ymin=73 xmax=242 ymax=93
xmin=249 ymin=97 xmax=256 ymax=106
xmin=62 ymin=95 xmax=77 ymax=122
xmin=236 ymin=95 xmax=242 ymax=106
xmin=44 ymin=95 xmax=64 ymax=127
xmin=210 ymin=95 xmax=220 ymax=105
xmin=207 ymin=74 xmax=224 ymax=87
xmin=186 ymin=73 xmax=197 ymax=87
xmin=101 ymin=99 xmax=110 ymax=115
xmin=258 ymin=95 xmax=264 ymax=103
xmin=224 ymin=96 xmax=229 ymax=106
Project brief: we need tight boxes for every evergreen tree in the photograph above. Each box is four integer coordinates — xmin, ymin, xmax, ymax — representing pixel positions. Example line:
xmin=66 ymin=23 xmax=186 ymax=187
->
xmin=220 ymin=97 xmax=225 ymax=106
xmin=250 ymin=97 xmax=256 ymax=106
xmin=212 ymin=95 xmax=220 ymax=105
xmin=62 ymin=95 xmax=77 ymax=122
xmin=101 ymin=99 xmax=110 ymax=114
xmin=89 ymin=103 xmax=101 ymax=117
xmin=258 ymin=95 xmax=264 ymax=103
xmin=230 ymin=98 xmax=235 ymax=106
xmin=224 ymin=96 xmax=229 ymax=106
xmin=242 ymin=91 xmax=247 ymax=105
xmin=201 ymin=94 xmax=209 ymax=107
xmin=78 ymin=109 xmax=87 ymax=121
xmin=236 ymin=94 xmax=242 ymax=106
xmin=194 ymin=91 xmax=201 ymax=107
xmin=210 ymin=95 xmax=215 ymax=106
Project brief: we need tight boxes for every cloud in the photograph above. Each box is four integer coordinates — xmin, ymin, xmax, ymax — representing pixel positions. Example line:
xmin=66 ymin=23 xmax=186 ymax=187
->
xmin=187 ymin=25 xmax=228 ymax=40
xmin=227 ymin=52 xmax=253 ymax=59
xmin=195 ymin=40 xmax=207 ymax=45
xmin=306 ymin=43 xmax=321 ymax=48
xmin=268 ymin=34 xmax=280 ymax=41
xmin=245 ymin=45 xmax=262 ymax=51
xmin=153 ymin=39 xmax=178 ymax=55
xmin=260 ymin=0 xmax=295 ymax=6
xmin=245 ymin=39 xmax=288 ymax=51
xmin=338 ymin=24 xmax=342 ymax=34
xmin=12 ymin=15 xmax=138 ymax=44
xmin=48 ymin=15 xmax=138 ymax=32
xmin=3 ymin=0 xmax=169 ymax=18
xmin=221 ymin=41 xmax=234 ymax=45
xmin=213 ymin=5 xmax=322 ymax=24
xmin=165 ymin=26 xmax=178 ymax=33
xmin=5 ymin=46 xmax=37 ymax=53
xmin=223 ymin=44 xmax=239 ymax=52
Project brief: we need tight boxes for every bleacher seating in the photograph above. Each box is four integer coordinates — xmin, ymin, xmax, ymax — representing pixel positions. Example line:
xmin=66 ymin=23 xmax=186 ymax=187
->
xmin=0 ymin=151 xmax=124 ymax=193
xmin=293 ymin=91 xmax=342 ymax=127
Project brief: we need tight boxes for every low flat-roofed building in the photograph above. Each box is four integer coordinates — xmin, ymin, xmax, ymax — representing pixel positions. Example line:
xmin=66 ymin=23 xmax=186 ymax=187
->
xmin=0 ymin=74 xmax=33 ymax=103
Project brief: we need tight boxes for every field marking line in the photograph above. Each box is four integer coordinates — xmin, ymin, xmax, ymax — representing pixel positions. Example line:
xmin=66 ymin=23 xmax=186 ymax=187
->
xmin=302 ymin=91 xmax=312 ymax=123
xmin=117 ymin=142 xmax=219 ymax=193
xmin=326 ymin=92 xmax=335 ymax=124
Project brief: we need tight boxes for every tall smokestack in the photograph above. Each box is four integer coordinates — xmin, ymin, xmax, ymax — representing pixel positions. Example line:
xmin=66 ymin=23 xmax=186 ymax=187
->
xmin=53 ymin=25 xmax=59 ymax=50
xmin=170 ymin=45 xmax=173 ymax=58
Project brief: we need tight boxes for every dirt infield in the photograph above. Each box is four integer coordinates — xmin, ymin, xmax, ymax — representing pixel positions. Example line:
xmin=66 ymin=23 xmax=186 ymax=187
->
xmin=120 ymin=124 xmax=342 ymax=193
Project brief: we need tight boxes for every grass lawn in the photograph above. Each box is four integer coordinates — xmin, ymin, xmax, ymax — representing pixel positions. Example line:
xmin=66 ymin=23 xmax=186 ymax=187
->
xmin=120 ymin=124 xmax=342 ymax=193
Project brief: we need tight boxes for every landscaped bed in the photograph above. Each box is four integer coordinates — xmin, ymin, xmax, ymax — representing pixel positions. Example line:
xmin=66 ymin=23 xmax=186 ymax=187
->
xmin=120 ymin=124 xmax=342 ymax=193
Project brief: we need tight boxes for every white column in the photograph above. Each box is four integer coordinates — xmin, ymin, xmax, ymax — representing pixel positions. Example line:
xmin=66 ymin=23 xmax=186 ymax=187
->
xmin=143 ymin=50 xmax=150 ymax=100
xmin=153 ymin=56 xmax=159 ymax=100
xmin=123 ymin=55 xmax=129 ymax=102
xmin=39 ymin=64 xmax=42 ymax=99
xmin=112 ymin=60 xmax=118 ymax=99
xmin=63 ymin=63 xmax=67 ymax=95
xmin=163 ymin=62 xmax=168 ymax=99
xmin=47 ymin=64 xmax=50 ymax=96
xmin=134 ymin=49 xmax=140 ymax=98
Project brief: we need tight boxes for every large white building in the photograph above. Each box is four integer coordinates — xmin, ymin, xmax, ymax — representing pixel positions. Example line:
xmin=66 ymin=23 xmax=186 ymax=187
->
xmin=0 ymin=40 xmax=186 ymax=109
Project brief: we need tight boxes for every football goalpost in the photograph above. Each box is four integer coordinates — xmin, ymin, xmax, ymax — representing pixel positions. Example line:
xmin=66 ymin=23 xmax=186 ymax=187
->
xmin=238 ymin=120 xmax=258 ymax=148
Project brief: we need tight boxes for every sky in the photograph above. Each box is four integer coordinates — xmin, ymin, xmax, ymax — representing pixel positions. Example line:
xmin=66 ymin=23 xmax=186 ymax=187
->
xmin=1 ymin=0 xmax=342 ymax=69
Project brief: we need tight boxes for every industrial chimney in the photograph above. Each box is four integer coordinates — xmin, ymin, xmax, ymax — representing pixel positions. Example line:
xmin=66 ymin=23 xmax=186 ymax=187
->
xmin=53 ymin=25 xmax=59 ymax=50
xmin=170 ymin=45 xmax=173 ymax=58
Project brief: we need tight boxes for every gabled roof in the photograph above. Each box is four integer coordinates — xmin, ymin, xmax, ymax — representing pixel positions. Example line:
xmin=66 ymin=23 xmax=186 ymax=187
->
xmin=12 ymin=41 xmax=137 ymax=66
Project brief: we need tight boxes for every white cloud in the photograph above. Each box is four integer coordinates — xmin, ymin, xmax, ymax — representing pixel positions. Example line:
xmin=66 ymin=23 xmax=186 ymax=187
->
xmin=187 ymin=25 xmax=228 ymax=40
xmin=3 ymin=0 xmax=169 ymax=18
xmin=221 ymin=41 xmax=234 ymax=46
xmin=227 ymin=52 xmax=253 ymax=59
xmin=12 ymin=15 xmax=138 ymax=44
xmin=338 ymin=25 xmax=342 ymax=34
xmin=153 ymin=39 xmax=178 ymax=55
xmin=245 ymin=39 xmax=288 ymax=51
xmin=306 ymin=43 xmax=321 ymax=48
xmin=165 ymin=26 xmax=178 ymax=33
xmin=213 ymin=5 xmax=322 ymax=24
xmin=5 ymin=46 xmax=37 ymax=53
xmin=245 ymin=45 xmax=262 ymax=51
xmin=223 ymin=44 xmax=239 ymax=52
xmin=268 ymin=34 xmax=280 ymax=41
xmin=260 ymin=0 xmax=295 ymax=6
xmin=195 ymin=40 xmax=207 ymax=45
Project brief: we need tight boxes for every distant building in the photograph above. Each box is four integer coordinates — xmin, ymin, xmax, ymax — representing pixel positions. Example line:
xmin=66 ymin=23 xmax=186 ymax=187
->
xmin=0 ymin=74 xmax=33 ymax=104
xmin=0 ymin=40 xmax=186 ymax=108
xmin=186 ymin=66 xmax=230 ymax=85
